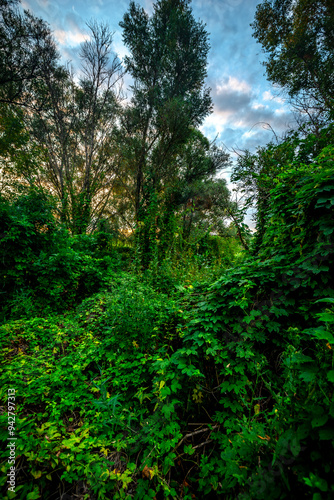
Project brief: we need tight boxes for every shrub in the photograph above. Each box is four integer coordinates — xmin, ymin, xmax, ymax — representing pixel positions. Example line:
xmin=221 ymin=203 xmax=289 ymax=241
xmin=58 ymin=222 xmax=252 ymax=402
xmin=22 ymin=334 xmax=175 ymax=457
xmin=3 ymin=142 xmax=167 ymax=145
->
xmin=0 ymin=191 xmax=112 ymax=320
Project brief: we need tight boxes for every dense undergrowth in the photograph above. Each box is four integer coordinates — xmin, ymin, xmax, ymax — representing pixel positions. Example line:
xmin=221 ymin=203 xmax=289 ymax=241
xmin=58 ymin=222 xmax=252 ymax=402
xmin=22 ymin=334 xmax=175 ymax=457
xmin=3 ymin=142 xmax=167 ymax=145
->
xmin=1 ymin=145 xmax=334 ymax=499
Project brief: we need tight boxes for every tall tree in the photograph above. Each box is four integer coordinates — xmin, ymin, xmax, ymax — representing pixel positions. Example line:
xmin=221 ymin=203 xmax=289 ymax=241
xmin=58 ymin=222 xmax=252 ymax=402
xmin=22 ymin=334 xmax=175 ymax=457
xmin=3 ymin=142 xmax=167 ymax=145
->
xmin=25 ymin=22 xmax=123 ymax=233
xmin=181 ymin=178 xmax=250 ymax=250
xmin=157 ymin=131 xmax=231 ymax=256
xmin=120 ymin=0 xmax=213 ymax=263
xmin=252 ymin=0 xmax=334 ymax=122
xmin=120 ymin=0 xmax=212 ymax=217
xmin=0 ymin=0 xmax=59 ymax=190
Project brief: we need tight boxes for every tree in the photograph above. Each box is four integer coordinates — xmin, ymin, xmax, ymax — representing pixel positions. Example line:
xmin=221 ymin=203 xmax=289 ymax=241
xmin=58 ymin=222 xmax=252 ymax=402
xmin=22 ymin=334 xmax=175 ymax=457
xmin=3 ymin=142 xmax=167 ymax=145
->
xmin=156 ymin=131 xmax=231 ymax=257
xmin=23 ymin=22 xmax=123 ymax=234
xmin=181 ymin=178 xmax=250 ymax=251
xmin=0 ymin=104 xmax=45 ymax=198
xmin=181 ymin=178 xmax=229 ymax=236
xmin=231 ymin=143 xmax=289 ymax=252
xmin=119 ymin=0 xmax=213 ymax=264
xmin=0 ymin=0 xmax=58 ymax=106
xmin=0 ymin=0 xmax=60 ymax=191
xmin=252 ymin=0 xmax=334 ymax=121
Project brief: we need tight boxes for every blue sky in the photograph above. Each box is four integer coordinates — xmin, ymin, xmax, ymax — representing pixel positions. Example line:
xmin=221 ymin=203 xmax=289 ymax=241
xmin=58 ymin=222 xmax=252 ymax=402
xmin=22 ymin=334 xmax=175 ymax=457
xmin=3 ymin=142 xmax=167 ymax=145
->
xmin=21 ymin=0 xmax=297 ymax=157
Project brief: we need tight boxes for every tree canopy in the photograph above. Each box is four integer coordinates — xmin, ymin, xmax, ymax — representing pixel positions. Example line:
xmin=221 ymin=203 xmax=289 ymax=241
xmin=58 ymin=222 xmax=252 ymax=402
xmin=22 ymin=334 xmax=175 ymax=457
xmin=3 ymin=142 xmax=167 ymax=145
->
xmin=252 ymin=0 xmax=334 ymax=122
xmin=120 ymin=0 xmax=213 ymax=217
xmin=0 ymin=0 xmax=58 ymax=106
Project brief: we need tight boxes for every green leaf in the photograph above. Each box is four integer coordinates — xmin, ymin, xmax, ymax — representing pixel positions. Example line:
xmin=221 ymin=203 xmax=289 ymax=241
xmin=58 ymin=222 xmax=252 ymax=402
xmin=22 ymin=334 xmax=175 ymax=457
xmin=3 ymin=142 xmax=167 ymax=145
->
xmin=316 ymin=298 xmax=334 ymax=304
xmin=299 ymin=368 xmax=317 ymax=383
xmin=184 ymin=444 xmax=195 ymax=455
xmin=311 ymin=415 xmax=328 ymax=428
xmin=27 ymin=490 xmax=41 ymax=500
xmin=316 ymin=311 xmax=334 ymax=323
xmin=318 ymin=428 xmax=334 ymax=440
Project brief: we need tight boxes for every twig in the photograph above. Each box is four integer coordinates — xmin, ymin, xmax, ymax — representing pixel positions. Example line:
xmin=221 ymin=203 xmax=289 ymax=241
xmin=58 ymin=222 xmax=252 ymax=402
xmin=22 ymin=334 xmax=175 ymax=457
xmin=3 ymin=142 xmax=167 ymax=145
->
xmin=173 ymin=425 xmax=219 ymax=452
xmin=187 ymin=422 xmax=214 ymax=426
xmin=192 ymin=439 xmax=212 ymax=450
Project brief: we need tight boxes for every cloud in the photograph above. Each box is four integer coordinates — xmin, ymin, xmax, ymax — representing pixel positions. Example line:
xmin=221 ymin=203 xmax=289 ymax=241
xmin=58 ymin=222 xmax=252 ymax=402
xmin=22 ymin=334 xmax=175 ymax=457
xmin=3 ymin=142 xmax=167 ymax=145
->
xmin=252 ymin=103 xmax=265 ymax=110
xmin=202 ymin=73 xmax=295 ymax=149
xmin=193 ymin=0 xmax=255 ymax=36
xmin=263 ymin=90 xmax=285 ymax=104
xmin=143 ymin=0 xmax=154 ymax=14
xmin=54 ymin=29 xmax=90 ymax=47
xmin=212 ymin=77 xmax=252 ymax=118
xmin=112 ymin=31 xmax=130 ymax=62
xmin=209 ymin=76 xmax=266 ymax=127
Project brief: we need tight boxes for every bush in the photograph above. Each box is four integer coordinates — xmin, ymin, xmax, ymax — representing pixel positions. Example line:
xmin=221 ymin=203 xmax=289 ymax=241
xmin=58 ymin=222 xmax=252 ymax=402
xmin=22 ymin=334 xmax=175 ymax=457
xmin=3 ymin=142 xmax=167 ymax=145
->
xmin=0 ymin=191 xmax=112 ymax=320
xmin=154 ymin=145 xmax=334 ymax=498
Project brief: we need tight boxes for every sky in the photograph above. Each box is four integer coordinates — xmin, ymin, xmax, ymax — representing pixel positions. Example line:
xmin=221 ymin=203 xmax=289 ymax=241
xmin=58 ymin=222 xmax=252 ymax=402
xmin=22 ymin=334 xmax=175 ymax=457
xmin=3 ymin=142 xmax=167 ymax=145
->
xmin=20 ymin=0 xmax=297 ymax=155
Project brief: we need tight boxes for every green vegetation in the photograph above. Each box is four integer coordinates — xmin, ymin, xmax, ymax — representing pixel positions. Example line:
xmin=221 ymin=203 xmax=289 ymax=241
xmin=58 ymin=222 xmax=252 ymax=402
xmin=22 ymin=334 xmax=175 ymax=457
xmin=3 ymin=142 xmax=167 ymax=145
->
xmin=1 ymin=0 xmax=334 ymax=499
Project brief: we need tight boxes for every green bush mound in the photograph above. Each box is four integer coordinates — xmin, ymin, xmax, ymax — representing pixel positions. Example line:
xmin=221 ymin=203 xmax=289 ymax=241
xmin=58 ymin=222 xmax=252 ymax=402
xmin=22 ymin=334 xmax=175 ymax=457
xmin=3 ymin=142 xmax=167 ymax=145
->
xmin=162 ymin=148 xmax=334 ymax=498
xmin=0 ymin=190 xmax=132 ymax=321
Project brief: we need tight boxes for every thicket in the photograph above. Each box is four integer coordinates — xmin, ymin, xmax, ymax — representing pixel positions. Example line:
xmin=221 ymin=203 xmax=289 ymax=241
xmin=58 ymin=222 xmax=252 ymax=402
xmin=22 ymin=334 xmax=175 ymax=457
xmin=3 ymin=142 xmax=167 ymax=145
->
xmin=1 ymin=131 xmax=333 ymax=499
xmin=0 ymin=190 xmax=129 ymax=321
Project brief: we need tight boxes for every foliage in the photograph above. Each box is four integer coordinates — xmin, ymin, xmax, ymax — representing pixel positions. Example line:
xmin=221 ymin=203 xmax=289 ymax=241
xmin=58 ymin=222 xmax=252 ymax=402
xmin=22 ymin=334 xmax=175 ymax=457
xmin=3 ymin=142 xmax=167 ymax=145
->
xmin=0 ymin=0 xmax=58 ymax=106
xmin=0 ymin=190 xmax=116 ymax=321
xmin=119 ymin=0 xmax=228 ymax=266
xmin=252 ymin=0 xmax=334 ymax=122
xmin=232 ymin=124 xmax=334 ymax=253
xmin=142 ymin=234 xmax=244 ymax=294
xmin=0 ymin=276 xmax=184 ymax=499
xmin=1 ymin=0 xmax=334 ymax=498
xmin=1 ymin=138 xmax=333 ymax=498
xmin=26 ymin=22 xmax=123 ymax=234
xmin=0 ymin=0 xmax=234 ymax=245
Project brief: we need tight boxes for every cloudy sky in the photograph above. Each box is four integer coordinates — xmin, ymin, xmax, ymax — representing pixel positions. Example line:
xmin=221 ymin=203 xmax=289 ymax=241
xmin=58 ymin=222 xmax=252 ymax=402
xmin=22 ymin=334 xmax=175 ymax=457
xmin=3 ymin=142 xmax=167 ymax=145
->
xmin=20 ymin=0 xmax=297 ymax=156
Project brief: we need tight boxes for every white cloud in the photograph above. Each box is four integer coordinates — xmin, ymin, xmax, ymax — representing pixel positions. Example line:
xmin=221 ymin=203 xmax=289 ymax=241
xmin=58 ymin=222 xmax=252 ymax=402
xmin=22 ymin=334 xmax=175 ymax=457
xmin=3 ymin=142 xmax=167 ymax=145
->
xmin=112 ymin=31 xmax=130 ymax=61
xmin=242 ymin=129 xmax=258 ymax=139
xmin=216 ymin=76 xmax=251 ymax=95
xmin=54 ymin=29 xmax=90 ymax=47
xmin=263 ymin=90 xmax=285 ymax=104
xmin=252 ymin=103 xmax=266 ymax=110
xmin=274 ymin=107 xmax=288 ymax=115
